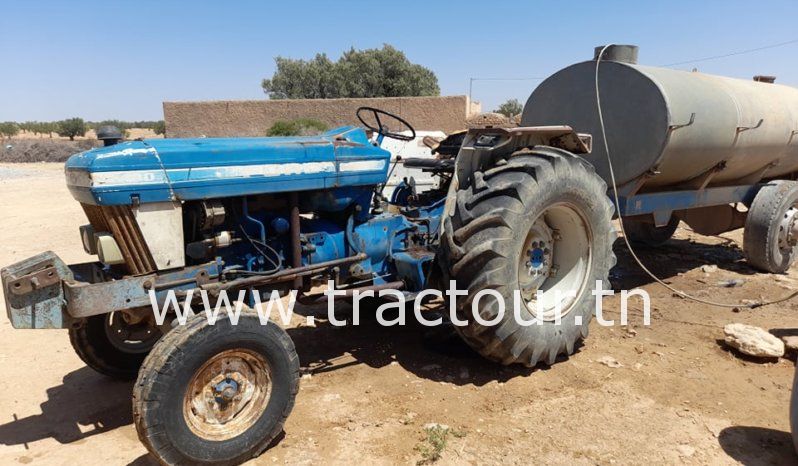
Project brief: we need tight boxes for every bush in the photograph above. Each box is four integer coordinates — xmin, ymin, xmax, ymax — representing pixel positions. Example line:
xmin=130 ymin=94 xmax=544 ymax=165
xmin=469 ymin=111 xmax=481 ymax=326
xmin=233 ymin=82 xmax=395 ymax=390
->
xmin=267 ymin=118 xmax=328 ymax=136
xmin=153 ymin=120 xmax=166 ymax=136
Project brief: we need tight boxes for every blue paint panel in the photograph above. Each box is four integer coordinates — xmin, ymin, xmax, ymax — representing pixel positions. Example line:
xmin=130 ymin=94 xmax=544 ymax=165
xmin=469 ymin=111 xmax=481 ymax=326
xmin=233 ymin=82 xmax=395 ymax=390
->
xmin=618 ymin=185 xmax=763 ymax=217
xmin=66 ymin=126 xmax=390 ymax=206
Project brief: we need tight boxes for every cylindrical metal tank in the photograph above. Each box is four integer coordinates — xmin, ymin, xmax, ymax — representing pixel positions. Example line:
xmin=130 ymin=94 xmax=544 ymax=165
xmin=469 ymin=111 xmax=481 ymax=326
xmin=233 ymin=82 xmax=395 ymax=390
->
xmin=521 ymin=45 xmax=798 ymax=190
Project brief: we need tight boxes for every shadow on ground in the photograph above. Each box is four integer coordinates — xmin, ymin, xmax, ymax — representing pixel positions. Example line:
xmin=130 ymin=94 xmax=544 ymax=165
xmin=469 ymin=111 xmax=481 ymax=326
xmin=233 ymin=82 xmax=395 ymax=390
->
xmin=0 ymin=367 xmax=132 ymax=447
xmin=718 ymin=426 xmax=796 ymax=465
xmin=610 ymin=236 xmax=752 ymax=290
xmin=288 ymin=300 xmax=548 ymax=387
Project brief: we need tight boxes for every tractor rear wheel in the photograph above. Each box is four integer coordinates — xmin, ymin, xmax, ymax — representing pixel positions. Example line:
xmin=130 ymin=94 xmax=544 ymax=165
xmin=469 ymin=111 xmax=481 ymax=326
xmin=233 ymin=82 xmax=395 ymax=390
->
xmin=133 ymin=311 xmax=299 ymax=465
xmin=440 ymin=146 xmax=616 ymax=366
xmin=744 ymin=180 xmax=798 ymax=273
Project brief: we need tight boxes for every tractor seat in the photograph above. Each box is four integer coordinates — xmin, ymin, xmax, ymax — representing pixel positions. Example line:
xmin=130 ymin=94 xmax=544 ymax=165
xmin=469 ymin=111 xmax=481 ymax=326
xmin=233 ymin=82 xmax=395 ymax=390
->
xmin=402 ymin=158 xmax=454 ymax=172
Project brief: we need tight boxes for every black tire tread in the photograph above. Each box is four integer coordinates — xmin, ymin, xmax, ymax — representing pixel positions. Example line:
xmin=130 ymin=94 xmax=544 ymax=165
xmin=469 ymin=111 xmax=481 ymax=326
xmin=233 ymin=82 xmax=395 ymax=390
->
xmin=622 ymin=216 xmax=679 ymax=247
xmin=744 ymin=180 xmax=798 ymax=273
xmin=68 ymin=314 xmax=147 ymax=380
xmin=440 ymin=146 xmax=616 ymax=367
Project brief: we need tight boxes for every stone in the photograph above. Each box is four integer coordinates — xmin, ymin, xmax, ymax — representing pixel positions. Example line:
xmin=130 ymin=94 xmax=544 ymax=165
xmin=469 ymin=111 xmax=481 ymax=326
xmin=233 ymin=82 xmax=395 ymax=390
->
xmin=597 ymin=355 xmax=623 ymax=368
xmin=701 ymin=264 xmax=718 ymax=273
xmin=723 ymin=323 xmax=784 ymax=358
xmin=676 ymin=444 xmax=695 ymax=457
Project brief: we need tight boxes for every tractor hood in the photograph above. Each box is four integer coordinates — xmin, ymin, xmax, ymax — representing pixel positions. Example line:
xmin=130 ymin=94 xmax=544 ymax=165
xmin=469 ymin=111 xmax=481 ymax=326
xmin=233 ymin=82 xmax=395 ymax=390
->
xmin=65 ymin=126 xmax=390 ymax=205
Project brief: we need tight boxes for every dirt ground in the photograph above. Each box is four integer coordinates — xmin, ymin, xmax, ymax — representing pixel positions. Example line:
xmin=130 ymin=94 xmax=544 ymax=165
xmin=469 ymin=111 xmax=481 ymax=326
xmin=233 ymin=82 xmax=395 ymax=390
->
xmin=1 ymin=163 xmax=798 ymax=465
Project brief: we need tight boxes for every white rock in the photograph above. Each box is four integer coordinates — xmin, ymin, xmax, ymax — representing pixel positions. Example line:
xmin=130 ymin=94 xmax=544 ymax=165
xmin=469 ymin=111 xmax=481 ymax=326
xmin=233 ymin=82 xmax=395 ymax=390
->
xmin=723 ymin=323 xmax=784 ymax=357
xmin=597 ymin=355 xmax=623 ymax=368
xmin=423 ymin=423 xmax=450 ymax=431
xmin=701 ymin=264 xmax=718 ymax=273
xmin=676 ymin=444 xmax=695 ymax=457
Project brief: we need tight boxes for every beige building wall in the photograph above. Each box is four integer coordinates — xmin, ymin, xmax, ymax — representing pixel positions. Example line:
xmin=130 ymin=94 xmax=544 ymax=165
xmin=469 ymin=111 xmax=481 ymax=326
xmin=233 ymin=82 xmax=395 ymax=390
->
xmin=163 ymin=96 xmax=479 ymax=137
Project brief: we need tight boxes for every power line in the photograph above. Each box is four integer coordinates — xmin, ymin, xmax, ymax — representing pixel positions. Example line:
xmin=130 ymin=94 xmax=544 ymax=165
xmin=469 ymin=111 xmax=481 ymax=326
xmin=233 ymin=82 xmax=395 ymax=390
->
xmin=468 ymin=77 xmax=545 ymax=101
xmin=468 ymin=38 xmax=798 ymax=101
xmin=660 ymin=38 xmax=798 ymax=67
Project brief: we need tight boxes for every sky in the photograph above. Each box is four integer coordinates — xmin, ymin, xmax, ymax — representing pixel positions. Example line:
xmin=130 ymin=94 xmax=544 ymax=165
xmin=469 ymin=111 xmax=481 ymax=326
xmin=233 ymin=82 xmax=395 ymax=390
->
xmin=1 ymin=0 xmax=798 ymax=122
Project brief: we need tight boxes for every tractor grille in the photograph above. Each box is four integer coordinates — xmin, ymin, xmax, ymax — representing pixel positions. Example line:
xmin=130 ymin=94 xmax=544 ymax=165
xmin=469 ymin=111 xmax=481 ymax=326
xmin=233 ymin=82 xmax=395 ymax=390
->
xmin=81 ymin=203 xmax=157 ymax=275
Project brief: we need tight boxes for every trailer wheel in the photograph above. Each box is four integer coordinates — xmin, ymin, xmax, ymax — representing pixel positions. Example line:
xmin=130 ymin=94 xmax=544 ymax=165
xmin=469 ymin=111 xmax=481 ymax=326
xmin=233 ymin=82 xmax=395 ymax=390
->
xmin=440 ymin=147 xmax=616 ymax=366
xmin=133 ymin=311 xmax=299 ymax=465
xmin=69 ymin=312 xmax=161 ymax=380
xmin=622 ymin=216 xmax=679 ymax=246
xmin=744 ymin=180 xmax=798 ymax=273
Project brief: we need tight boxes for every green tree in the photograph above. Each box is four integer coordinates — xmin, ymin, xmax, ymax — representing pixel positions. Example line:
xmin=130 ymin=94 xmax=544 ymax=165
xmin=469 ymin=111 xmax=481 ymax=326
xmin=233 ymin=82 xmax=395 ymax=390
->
xmin=495 ymin=98 xmax=523 ymax=117
xmin=153 ymin=120 xmax=166 ymax=136
xmin=57 ymin=118 xmax=87 ymax=141
xmin=267 ymin=118 xmax=328 ymax=136
xmin=262 ymin=45 xmax=439 ymax=99
xmin=41 ymin=122 xmax=58 ymax=138
xmin=0 ymin=122 xmax=20 ymax=139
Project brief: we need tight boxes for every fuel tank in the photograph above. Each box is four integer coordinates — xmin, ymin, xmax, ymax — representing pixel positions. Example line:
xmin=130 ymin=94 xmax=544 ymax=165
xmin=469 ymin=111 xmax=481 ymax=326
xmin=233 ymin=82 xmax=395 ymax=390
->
xmin=522 ymin=45 xmax=798 ymax=190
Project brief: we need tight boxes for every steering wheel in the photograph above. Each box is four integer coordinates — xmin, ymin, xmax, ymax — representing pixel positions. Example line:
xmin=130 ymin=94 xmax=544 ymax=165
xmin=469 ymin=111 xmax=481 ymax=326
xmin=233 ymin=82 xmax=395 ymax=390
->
xmin=356 ymin=107 xmax=416 ymax=142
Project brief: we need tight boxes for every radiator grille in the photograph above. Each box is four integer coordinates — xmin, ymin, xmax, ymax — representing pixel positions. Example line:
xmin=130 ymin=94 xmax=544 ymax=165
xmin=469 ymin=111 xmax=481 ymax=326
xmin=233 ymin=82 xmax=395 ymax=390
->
xmin=81 ymin=204 xmax=157 ymax=275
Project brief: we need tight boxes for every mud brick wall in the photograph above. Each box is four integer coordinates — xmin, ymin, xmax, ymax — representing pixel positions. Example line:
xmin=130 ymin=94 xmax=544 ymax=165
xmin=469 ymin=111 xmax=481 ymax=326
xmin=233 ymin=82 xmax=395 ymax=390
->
xmin=163 ymin=96 xmax=479 ymax=137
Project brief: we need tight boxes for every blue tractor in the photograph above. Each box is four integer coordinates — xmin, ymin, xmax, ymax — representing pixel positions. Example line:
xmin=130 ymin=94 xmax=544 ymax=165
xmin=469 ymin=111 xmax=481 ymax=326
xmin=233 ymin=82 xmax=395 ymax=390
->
xmin=2 ymin=107 xmax=615 ymax=464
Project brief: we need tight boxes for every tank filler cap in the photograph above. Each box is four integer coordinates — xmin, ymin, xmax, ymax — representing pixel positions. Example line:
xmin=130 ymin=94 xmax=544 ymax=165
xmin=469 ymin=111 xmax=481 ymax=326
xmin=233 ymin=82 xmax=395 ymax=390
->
xmin=593 ymin=45 xmax=639 ymax=64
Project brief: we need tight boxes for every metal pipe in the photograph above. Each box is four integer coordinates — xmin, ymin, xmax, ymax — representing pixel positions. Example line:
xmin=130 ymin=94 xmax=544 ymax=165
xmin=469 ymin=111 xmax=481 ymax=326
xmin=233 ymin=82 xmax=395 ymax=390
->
xmin=201 ymin=253 xmax=368 ymax=293
xmin=290 ymin=192 xmax=302 ymax=290
xmin=303 ymin=280 xmax=405 ymax=303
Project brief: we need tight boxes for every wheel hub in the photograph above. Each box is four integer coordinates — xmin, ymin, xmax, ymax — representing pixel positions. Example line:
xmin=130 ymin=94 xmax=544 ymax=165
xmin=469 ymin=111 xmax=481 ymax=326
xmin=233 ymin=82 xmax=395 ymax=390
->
xmin=104 ymin=312 xmax=161 ymax=354
xmin=517 ymin=203 xmax=592 ymax=321
xmin=213 ymin=378 xmax=240 ymax=403
xmin=520 ymin=219 xmax=554 ymax=299
xmin=778 ymin=205 xmax=798 ymax=252
xmin=184 ymin=349 xmax=272 ymax=441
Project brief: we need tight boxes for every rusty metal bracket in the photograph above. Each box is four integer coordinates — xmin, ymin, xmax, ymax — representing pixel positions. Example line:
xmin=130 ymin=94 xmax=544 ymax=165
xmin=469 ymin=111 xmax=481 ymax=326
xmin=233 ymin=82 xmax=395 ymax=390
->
xmin=736 ymin=119 xmax=764 ymax=133
xmin=668 ymin=113 xmax=696 ymax=133
xmin=7 ymin=265 xmax=60 ymax=295
xmin=679 ymin=161 xmax=727 ymax=190
xmin=732 ymin=161 xmax=780 ymax=186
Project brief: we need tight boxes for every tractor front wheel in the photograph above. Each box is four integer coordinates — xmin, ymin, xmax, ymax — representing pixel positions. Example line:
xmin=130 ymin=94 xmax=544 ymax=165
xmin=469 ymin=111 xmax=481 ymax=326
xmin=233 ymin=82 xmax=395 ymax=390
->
xmin=440 ymin=146 xmax=616 ymax=366
xmin=133 ymin=311 xmax=299 ymax=465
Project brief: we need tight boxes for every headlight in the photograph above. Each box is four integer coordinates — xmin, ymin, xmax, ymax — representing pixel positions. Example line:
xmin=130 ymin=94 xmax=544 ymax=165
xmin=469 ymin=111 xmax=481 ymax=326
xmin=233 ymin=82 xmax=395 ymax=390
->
xmin=95 ymin=233 xmax=126 ymax=265
xmin=80 ymin=224 xmax=97 ymax=255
